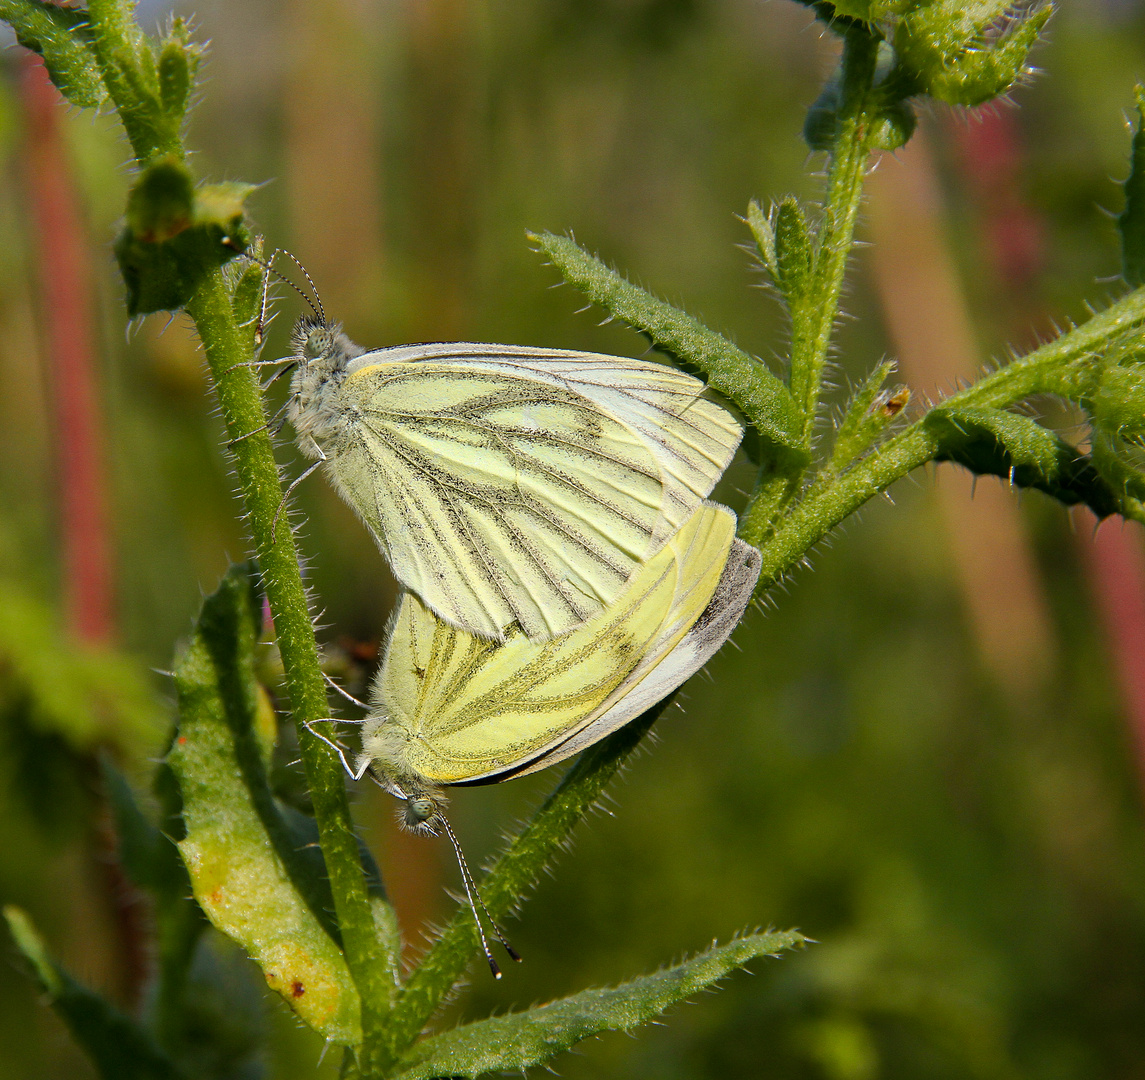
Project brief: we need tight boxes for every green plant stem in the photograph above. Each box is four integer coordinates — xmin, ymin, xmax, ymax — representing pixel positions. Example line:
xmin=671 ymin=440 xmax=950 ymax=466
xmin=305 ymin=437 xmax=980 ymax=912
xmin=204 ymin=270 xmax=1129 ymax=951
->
xmin=746 ymin=284 xmax=1145 ymax=582
xmin=81 ymin=3 xmax=394 ymax=1062
xmin=86 ymin=0 xmax=182 ymax=164
xmin=788 ymin=27 xmax=880 ymax=440
xmin=747 ymin=26 xmax=881 ymax=542
xmin=738 ymin=470 xmax=801 ymax=544
xmin=184 ymin=273 xmax=392 ymax=1073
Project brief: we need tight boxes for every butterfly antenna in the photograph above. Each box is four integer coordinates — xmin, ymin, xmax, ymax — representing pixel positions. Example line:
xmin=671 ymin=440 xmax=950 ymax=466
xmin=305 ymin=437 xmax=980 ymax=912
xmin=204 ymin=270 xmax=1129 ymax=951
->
xmin=221 ymin=238 xmax=324 ymax=327
xmin=438 ymin=814 xmax=521 ymax=979
xmin=277 ymin=249 xmax=326 ymax=325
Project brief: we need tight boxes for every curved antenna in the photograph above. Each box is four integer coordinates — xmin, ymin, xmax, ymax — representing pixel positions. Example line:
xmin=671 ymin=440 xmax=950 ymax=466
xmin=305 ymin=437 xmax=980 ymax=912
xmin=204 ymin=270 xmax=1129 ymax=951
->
xmin=221 ymin=237 xmax=325 ymax=326
xmin=438 ymin=814 xmax=521 ymax=979
xmin=275 ymin=249 xmax=326 ymax=325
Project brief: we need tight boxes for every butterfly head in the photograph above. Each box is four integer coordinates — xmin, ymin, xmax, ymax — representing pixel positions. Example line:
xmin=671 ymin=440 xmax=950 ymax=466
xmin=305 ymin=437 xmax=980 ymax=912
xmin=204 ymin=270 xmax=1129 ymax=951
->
xmin=401 ymin=790 xmax=446 ymax=834
xmin=291 ymin=316 xmax=363 ymax=375
xmin=287 ymin=317 xmax=366 ymax=448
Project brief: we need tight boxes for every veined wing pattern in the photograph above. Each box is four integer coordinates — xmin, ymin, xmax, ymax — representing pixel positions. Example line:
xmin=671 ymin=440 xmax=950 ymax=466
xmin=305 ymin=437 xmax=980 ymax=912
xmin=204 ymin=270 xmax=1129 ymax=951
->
xmin=328 ymin=343 xmax=743 ymax=640
xmin=364 ymin=502 xmax=753 ymax=787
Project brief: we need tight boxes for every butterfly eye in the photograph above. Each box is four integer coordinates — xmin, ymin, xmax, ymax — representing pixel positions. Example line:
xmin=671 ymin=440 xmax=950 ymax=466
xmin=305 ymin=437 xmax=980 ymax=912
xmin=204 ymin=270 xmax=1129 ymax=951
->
xmin=303 ymin=332 xmax=326 ymax=360
xmin=404 ymin=795 xmax=438 ymax=828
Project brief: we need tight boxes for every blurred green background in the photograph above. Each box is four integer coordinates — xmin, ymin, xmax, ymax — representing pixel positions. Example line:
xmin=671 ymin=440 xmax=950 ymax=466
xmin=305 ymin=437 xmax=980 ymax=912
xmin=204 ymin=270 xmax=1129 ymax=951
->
xmin=3 ymin=1 xmax=1145 ymax=1077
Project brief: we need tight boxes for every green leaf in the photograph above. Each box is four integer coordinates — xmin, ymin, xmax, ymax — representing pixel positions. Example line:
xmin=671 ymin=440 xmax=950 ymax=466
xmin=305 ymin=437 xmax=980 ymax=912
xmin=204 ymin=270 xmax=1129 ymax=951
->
xmin=829 ymin=360 xmax=910 ymax=472
xmin=1090 ymin=433 xmax=1145 ymax=525
xmin=1090 ymin=360 xmax=1145 ymax=444
xmin=229 ymin=260 xmax=266 ymax=351
xmin=893 ymin=1 xmax=1052 ymax=108
xmin=115 ymin=157 xmax=252 ymax=315
xmin=746 ymin=199 xmax=779 ymax=283
xmin=3 ymin=906 xmax=183 ymax=1080
xmin=0 ymin=0 xmax=107 ymax=108
xmin=747 ymin=198 xmax=823 ymax=311
xmin=157 ymin=19 xmax=201 ymax=121
xmin=828 ymin=0 xmax=875 ymax=18
xmin=791 ymin=0 xmax=903 ymax=27
xmin=925 ymin=405 xmax=1129 ymax=519
xmin=774 ymin=198 xmax=815 ymax=307
xmin=167 ymin=562 xmax=364 ymax=1046
xmin=393 ymin=931 xmax=806 ymax=1080
xmin=1121 ymin=85 xmax=1145 ymax=289
xmin=527 ymin=230 xmax=805 ymax=457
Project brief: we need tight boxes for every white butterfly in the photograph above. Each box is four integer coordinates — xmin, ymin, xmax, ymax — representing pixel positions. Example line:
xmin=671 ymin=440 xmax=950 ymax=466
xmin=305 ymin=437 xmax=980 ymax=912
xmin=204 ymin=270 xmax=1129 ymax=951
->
xmin=309 ymin=502 xmax=759 ymax=977
xmin=285 ymin=321 xmax=743 ymax=642
xmin=355 ymin=501 xmax=760 ymax=809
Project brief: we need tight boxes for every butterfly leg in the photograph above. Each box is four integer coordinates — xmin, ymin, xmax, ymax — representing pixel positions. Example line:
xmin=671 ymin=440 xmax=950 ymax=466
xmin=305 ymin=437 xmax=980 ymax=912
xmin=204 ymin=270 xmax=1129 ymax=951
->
xmin=271 ymin=452 xmax=326 ymax=538
xmin=226 ymin=398 xmax=293 ymax=448
xmin=323 ymin=672 xmax=371 ymax=711
xmin=302 ymin=719 xmax=370 ymax=781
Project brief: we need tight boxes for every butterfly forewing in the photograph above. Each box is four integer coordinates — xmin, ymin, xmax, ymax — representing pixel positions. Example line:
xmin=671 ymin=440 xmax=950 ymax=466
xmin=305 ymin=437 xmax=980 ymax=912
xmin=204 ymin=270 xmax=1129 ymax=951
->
xmin=328 ymin=344 xmax=742 ymax=639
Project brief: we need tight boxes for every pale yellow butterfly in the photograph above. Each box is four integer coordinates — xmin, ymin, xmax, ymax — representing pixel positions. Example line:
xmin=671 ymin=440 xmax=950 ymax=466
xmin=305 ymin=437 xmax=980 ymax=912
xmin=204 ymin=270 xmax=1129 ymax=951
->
xmin=285 ymin=320 xmax=743 ymax=642
xmin=310 ymin=501 xmax=759 ymax=974
xmin=354 ymin=501 xmax=758 ymax=813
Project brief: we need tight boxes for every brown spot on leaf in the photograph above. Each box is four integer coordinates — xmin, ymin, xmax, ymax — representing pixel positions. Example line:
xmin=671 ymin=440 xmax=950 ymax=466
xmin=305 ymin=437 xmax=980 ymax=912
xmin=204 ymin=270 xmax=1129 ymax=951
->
xmin=291 ymin=981 xmax=305 ymax=998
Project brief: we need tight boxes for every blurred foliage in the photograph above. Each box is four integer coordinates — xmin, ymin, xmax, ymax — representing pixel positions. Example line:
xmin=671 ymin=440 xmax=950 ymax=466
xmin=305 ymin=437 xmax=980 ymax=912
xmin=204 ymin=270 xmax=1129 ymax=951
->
xmin=1 ymin=0 xmax=1144 ymax=1078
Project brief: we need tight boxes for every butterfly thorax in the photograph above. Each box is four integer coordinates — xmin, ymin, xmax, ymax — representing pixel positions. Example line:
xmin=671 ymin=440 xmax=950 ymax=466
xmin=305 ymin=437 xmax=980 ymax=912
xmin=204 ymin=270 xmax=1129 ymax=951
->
xmin=286 ymin=319 xmax=365 ymax=456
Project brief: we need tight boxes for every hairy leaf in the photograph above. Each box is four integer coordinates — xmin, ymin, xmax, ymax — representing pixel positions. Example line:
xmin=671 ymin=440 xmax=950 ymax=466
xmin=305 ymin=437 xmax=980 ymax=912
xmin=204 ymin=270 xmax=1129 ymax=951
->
xmin=527 ymin=230 xmax=805 ymax=457
xmin=1090 ymin=433 xmax=1145 ymax=524
xmin=774 ymin=198 xmax=815 ymax=307
xmin=0 ymin=0 xmax=106 ymax=107
xmin=168 ymin=562 xmax=364 ymax=1046
xmin=4 ymin=906 xmax=183 ymax=1080
xmin=393 ymin=931 xmax=806 ymax=1080
xmin=830 ymin=360 xmax=909 ymax=472
xmin=746 ymin=199 xmax=779 ymax=283
xmin=157 ymin=19 xmax=201 ymax=120
xmin=229 ymin=260 xmax=266 ymax=351
xmin=1090 ymin=361 xmax=1145 ymax=443
xmin=894 ymin=2 xmax=1052 ymax=108
xmin=790 ymin=0 xmax=885 ymax=27
xmin=925 ymin=406 xmax=1128 ymax=518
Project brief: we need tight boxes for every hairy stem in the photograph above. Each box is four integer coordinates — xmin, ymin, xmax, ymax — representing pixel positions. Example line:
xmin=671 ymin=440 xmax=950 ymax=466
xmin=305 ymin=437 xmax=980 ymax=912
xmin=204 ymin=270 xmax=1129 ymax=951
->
xmin=789 ymin=27 xmax=880 ymax=440
xmin=184 ymin=273 xmax=392 ymax=1073
xmin=746 ymin=26 xmax=881 ymax=541
xmin=747 ymin=284 xmax=1145 ymax=581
